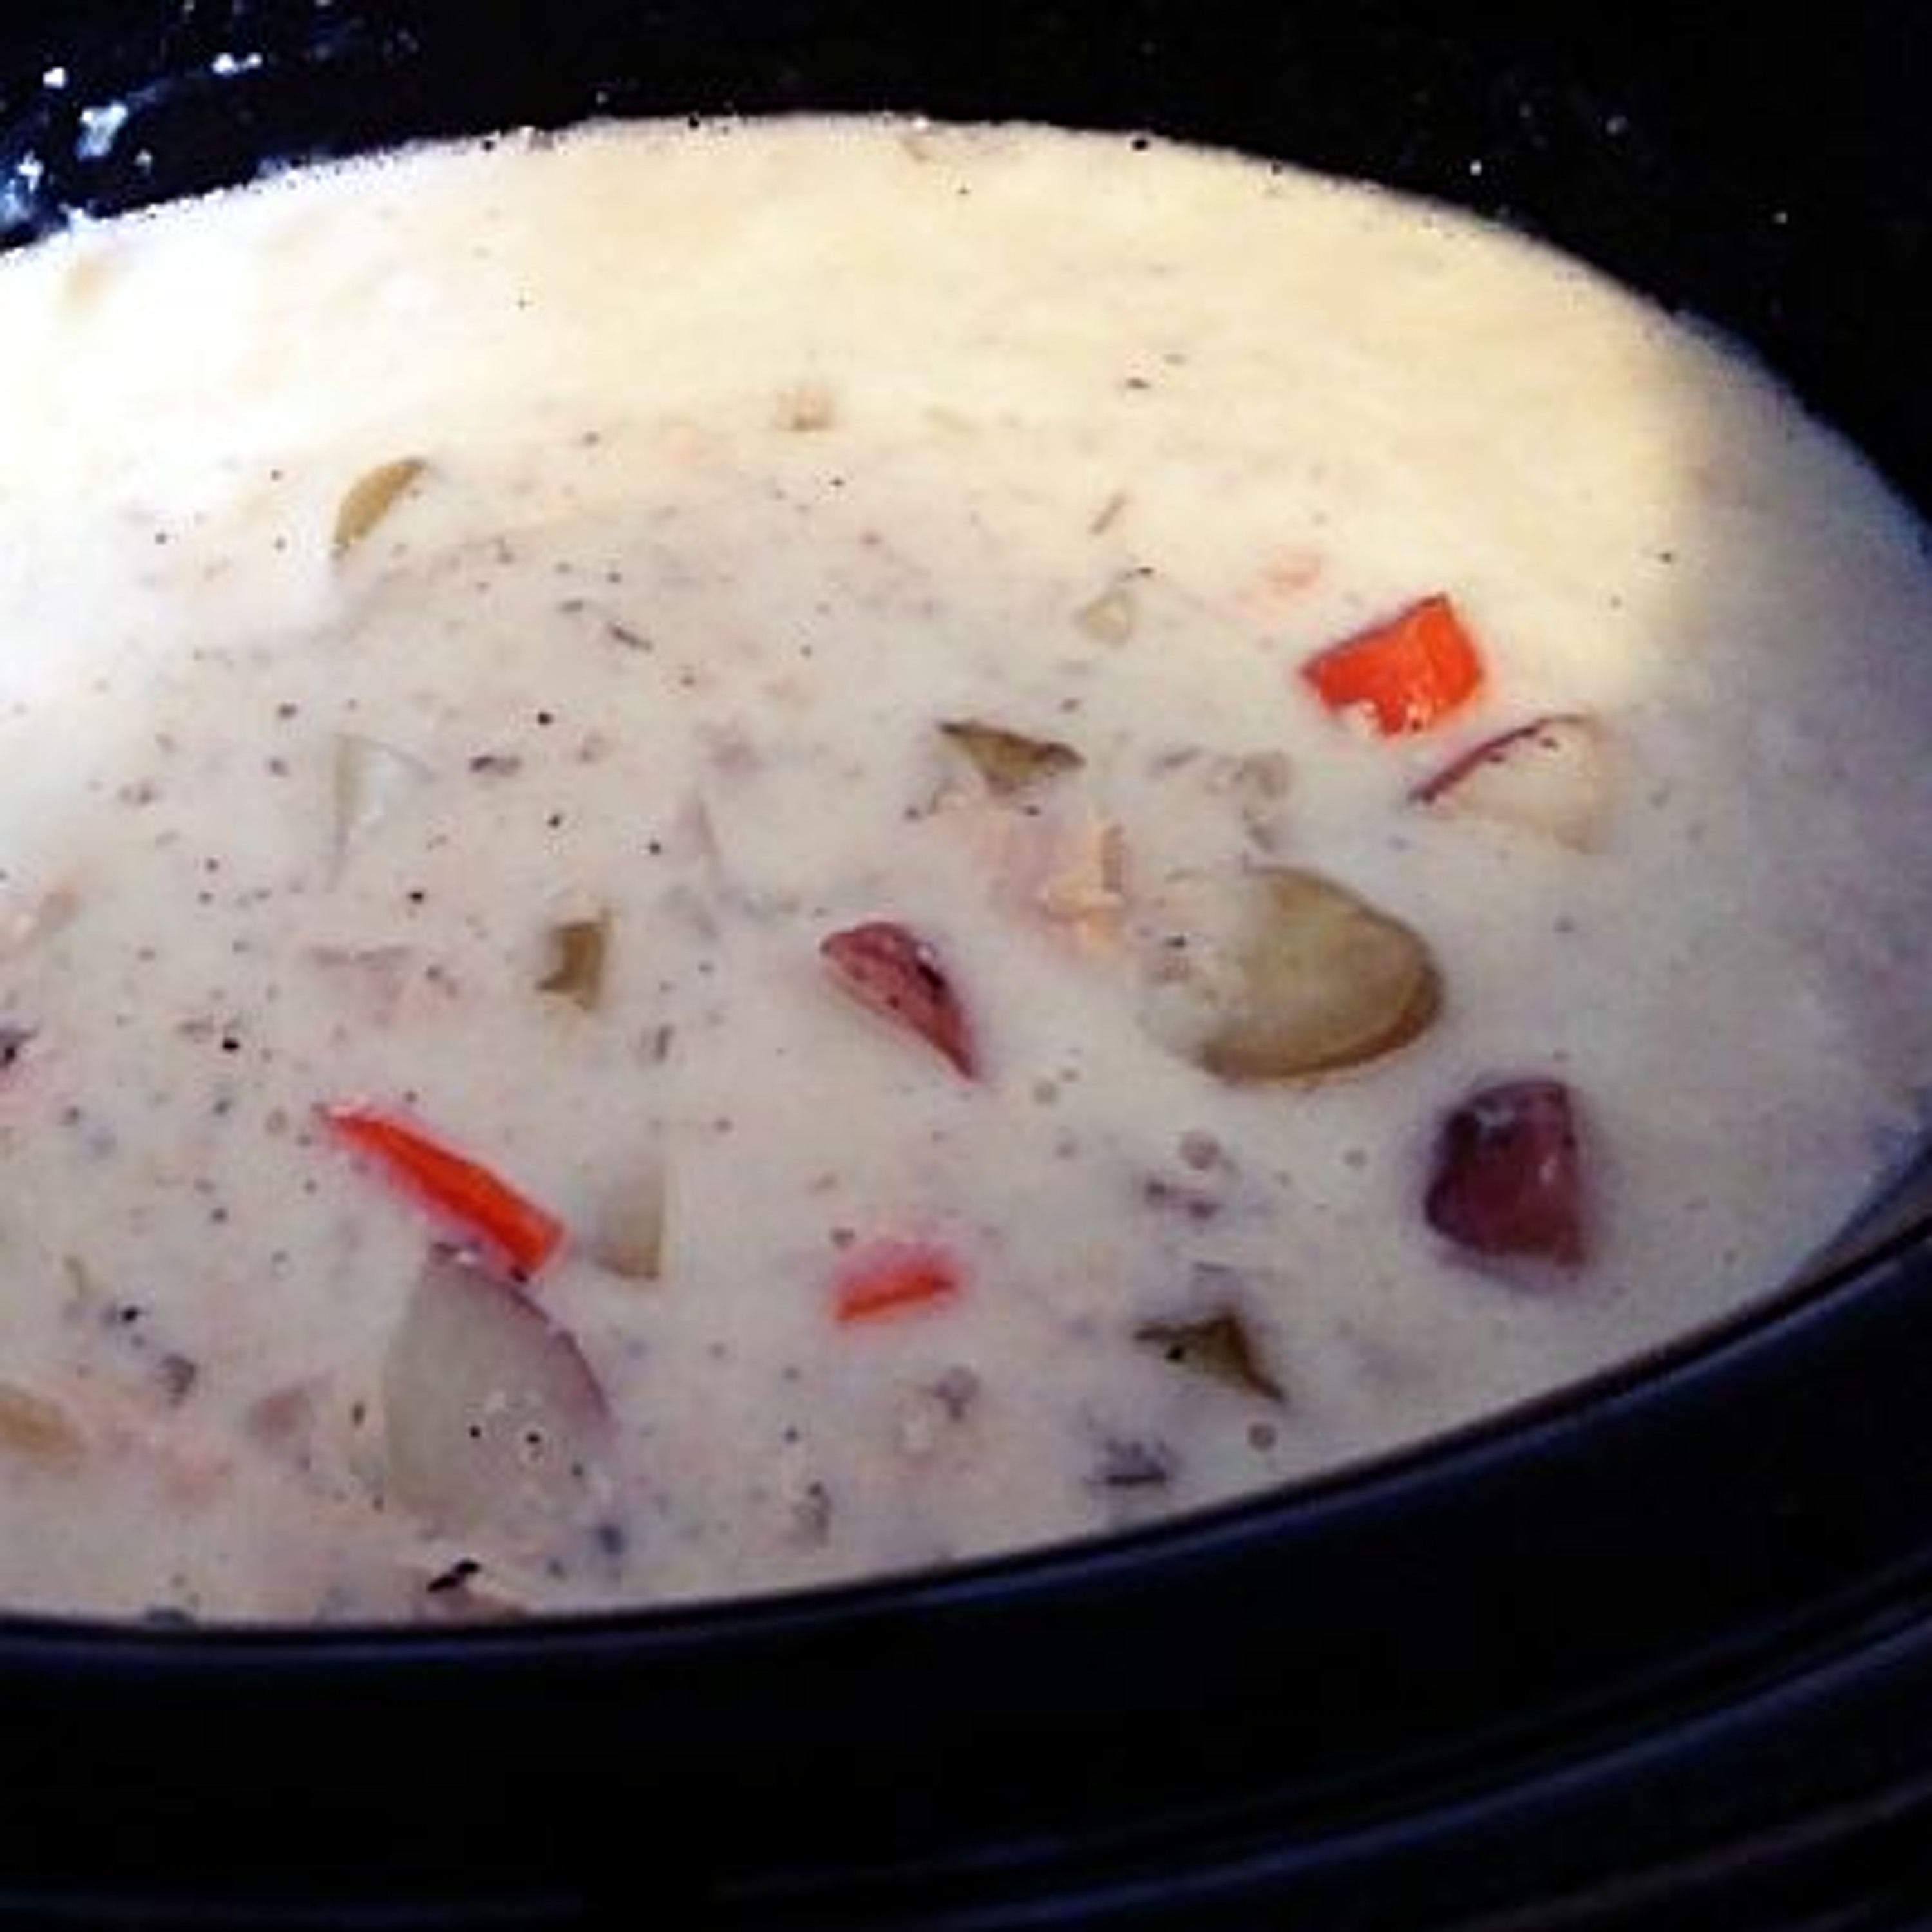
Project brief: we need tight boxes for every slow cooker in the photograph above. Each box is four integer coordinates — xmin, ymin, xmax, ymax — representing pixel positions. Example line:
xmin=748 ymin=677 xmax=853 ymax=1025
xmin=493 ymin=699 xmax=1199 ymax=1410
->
xmin=3 ymin=3 xmax=1932 ymax=1924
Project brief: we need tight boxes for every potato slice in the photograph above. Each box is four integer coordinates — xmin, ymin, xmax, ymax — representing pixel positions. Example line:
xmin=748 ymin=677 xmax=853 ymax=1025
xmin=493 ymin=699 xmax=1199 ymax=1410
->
xmin=382 ymin=1250 xmax=609 ymax=1543
xmin=939 ymin=719 xmax=1084 ymax=797
xmin=1414 ymin=714 xmax=1612 ymax=850
xmin=1140 ymin=867 xmax=1440 ymax=1080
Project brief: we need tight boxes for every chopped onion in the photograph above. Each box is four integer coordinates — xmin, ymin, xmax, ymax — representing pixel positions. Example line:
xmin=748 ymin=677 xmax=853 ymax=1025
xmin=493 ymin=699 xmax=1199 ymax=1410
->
xmin=0 ymin=1384 xmax=86 ymax=1466
xmin=591 ymin=1157 xmax=668 ymax=1283
xmin=1135 ymin=1268 xmax=1285 ymax=1403
xmin=939 ymin=719 xmax=1084 ymax=796
xmin=773 ymin=383 xmax=838 ymax=432
xmin=305 ymin=944 xmax=415 ymax=1020
xmin=1074 ymin=577 xmax=1141 ymax=645
xmin=538 ymin=913 xmax=612 ymax=1012
xmin=332 ymin=457 xmax=428 ymax=559
xmin=333 ymin=734 xmax=432 ymax=876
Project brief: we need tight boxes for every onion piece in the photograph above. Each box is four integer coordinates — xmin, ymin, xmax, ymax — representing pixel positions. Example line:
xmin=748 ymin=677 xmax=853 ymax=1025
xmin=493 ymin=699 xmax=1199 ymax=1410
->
xmin=332 ymin=457 xmax=428 ymax=559
xmin=333 ymin=734 xmax=432 ymax=876
xmin=1074 ymin=577 xmax=1141 ymax=645
xmin=381 ymin=1249 xmax=609 ymax=1542
xmin=538 ymin=913 xmax=612 ymax=1012
xmin=305 ymin=945 xmax=415 ymax=1022
xmin=0 ymin=1384 xmax=86 ymax=1466
xmin=938 ymin=719 xmax=1084 ymax=797
xmin=1135 ymin=1299 xmax=1284 ymax=1404
xmin=591 ymin=1157 xmax=668 ymax=1283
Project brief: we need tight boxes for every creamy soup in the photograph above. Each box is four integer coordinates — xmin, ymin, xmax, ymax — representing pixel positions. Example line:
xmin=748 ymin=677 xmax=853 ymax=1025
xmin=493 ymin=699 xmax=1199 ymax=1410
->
xmin=1 ymin=118 xmax=1929 ymax=1622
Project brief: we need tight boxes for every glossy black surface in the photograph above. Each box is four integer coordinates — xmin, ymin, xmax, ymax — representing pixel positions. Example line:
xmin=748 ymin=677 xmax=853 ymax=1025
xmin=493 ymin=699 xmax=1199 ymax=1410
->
xmin=1 ymin=4 xmax=1931 ymax=1925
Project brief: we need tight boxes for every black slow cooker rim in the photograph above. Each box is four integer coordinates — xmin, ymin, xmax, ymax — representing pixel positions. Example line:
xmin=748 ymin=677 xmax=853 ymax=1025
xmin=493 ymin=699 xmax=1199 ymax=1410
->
xmin=5 ymin=1226 xmax=1932 ymax=1929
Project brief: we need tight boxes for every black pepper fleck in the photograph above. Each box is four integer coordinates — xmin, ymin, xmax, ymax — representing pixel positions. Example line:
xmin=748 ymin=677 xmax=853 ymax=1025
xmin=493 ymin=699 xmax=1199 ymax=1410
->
xmin=424 ymin=1557 xmax=481 ymax=1596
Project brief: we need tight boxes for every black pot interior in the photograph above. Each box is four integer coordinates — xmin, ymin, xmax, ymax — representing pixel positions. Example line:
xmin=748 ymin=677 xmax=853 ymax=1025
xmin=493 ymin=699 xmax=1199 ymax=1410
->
xmin=2 ymin=4 xmax=1932 ymax=1927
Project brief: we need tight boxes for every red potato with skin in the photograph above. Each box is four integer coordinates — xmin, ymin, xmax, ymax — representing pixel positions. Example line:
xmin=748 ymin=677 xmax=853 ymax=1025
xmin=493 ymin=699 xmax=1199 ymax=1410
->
xmin=1425 ymin=1078 xmax=1589 ymax=1267
xmin=820 ymin=921 xmax=978 ymax=1077
xmin=382 ymin=1248 xmax=610 ymax=1541
xmin=1414 ymin=714 xmax=1613 ymax=849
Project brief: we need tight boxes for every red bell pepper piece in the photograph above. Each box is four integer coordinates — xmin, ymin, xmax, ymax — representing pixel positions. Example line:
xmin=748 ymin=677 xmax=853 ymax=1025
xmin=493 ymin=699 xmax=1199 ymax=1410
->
xmin=820 ymin=921 xmax=978 ymax=1077
xmin=1301 ymin=593 xmax=1484 ymax=735
xmin=834 ymin=1240 xmax=963 ymax=1324
xmin=320 ymin=1104 xmax=565 ymax=1278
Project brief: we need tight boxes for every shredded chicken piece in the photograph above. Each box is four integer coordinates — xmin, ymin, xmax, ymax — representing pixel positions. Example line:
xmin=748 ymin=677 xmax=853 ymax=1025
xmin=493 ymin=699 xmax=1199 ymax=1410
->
xmin=41 ymin=1374 xmax=236 ymax=1503
xmin=0 ymin=885 xmax=79 ymax=959
xmin=939 ymin=794 xmax=1128 ymax=955
xmin=1031 ymin=806 xmax=1128 ymax=954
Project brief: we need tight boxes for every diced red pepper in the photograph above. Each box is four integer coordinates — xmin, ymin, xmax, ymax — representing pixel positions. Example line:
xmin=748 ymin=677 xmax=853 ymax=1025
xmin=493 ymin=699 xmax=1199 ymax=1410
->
xmin=833 ymin=1240 xmax=963 ymax=1325
xmin=1300 ymin=593 xmax=1485 ymax=735
xmin=820 ymin=921 xmax=978 ymax=1077
xmin=320 ymin=1104 xmax=565 ymax=1278
xmin=1425 ymin=1078 xmax=1587 ymax=1267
